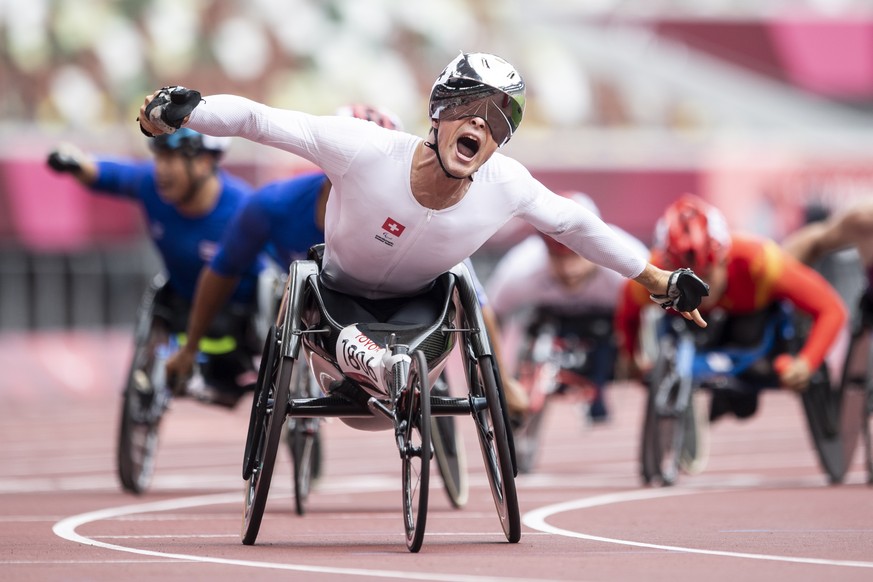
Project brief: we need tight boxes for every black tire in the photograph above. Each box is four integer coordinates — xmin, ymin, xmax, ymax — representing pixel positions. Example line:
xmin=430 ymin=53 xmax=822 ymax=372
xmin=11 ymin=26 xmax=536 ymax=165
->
xmin=470 ymin=354 xmax=521 ymax=543
xmin=864 ymin=383 xmax=873 ymax=485
xmin=400 ymin=350 xmax=431 ymax=553
xmin=241 ymin=348 xmax=293 ymax=545
xmin=639 ymin=335 xmax=693 ymax=487
xmin=243 ymin=325 xmax=279 ymax=480
xmin=801 ymin=364 xmax=846 ymax=484
xmin=117 ymin=321 xmax=169 ymax=494
xmin=430 ymin=375 xmax=468 ymax=509
xmin=838 ymin=328 xmax=871 ymax=484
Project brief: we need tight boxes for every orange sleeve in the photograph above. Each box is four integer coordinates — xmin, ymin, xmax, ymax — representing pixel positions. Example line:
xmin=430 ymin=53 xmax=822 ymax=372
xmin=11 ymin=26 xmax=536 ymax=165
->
xmin=770 ymin=250 xmax=847 ymax=370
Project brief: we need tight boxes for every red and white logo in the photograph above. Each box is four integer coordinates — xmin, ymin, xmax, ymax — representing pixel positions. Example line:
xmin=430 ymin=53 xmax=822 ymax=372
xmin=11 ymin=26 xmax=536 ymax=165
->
xmin=381 ymin=217 xmax=406 ymax=236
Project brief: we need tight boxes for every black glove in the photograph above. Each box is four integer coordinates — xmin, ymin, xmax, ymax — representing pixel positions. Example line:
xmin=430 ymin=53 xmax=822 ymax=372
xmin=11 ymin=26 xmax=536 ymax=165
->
xmin=139 ymin=86 xmax=203 ymax=137
xmin=46 ymin=149 xmax=83 ymax=174
xmin=650 ymin=268 xmax=710 ymax=313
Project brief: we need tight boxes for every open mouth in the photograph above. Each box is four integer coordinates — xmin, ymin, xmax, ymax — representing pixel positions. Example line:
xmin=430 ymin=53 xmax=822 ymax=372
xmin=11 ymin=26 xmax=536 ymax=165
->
xmin=457 ymin=136 xmax=480 ymax=160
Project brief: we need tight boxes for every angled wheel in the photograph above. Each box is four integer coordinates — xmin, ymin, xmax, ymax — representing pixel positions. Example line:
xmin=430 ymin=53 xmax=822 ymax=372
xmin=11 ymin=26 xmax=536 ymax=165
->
xmin=117 ymin=317 xmax=171 ymax=495
xmin=291 ymin=422 xmax=321 ymax=516
xmin=241 ymin=325 xmax=292 ymax=545
xmin=289 ymin=358 xmax=322 ymax=516
xmin=469 ymin=354 xmax=521 ymax=543
xmin=801 ymin=364 xmax=846 ymax=483
xmin=399 ymin=349 xmax=431 ymax=553
xmin=865 ymin=381 xmax=873 ymax=485
xmin=838 ymin=326 xmax=871 ymax=484
xmin=639 ymin=334 xmax=694 ymax=487
xmin=430 ymin=374 xmax=468 ymax=508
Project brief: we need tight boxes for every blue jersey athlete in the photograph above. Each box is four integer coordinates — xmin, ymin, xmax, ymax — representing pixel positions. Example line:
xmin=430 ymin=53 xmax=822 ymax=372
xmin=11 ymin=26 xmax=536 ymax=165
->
xmin=47 ymin=129 xmax=263 ymax=406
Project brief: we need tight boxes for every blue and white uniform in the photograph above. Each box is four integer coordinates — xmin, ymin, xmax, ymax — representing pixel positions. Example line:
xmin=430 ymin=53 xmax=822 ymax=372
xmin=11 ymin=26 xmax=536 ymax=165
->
xmin=91 ymin=159 xmax=260 ymax=304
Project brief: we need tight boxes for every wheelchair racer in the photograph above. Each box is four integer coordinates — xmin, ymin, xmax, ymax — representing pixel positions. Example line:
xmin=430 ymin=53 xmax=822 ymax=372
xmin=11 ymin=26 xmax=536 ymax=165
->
xmin=486 ymin=191 xmax=649 ymax=424
xmin=783 ymin=197 xmax=873 ymax=329
xmin=138 ymin=52 xmax=709 ymax=386
xmin=615 ymin=194 xmax=847 ymax=421
xmin=47 ymin=129 xmax=263 ymax=407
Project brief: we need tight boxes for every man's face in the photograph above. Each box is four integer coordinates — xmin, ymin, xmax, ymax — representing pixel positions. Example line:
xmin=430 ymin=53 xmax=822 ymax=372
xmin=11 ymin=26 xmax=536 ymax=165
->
xmin=433 ymin=116 xmax=499 ymax=179
xmin=548 ymin=252 xmax=597 ymax=289
xmin=153 ymin=151 xmax=212 ymax=205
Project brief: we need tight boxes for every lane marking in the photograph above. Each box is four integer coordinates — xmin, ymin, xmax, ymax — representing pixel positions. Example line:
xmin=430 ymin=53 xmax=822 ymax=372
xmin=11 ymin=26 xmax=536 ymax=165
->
xmin=522 ymin=488 xmax=873 ymax=569
xmin=53 ymin=490 xmax=555 ymax=582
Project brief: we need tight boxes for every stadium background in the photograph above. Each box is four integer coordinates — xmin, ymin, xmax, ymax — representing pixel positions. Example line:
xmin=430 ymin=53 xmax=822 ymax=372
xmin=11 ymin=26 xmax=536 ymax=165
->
xmin=2 ymin=0 xmax=873 ymax=330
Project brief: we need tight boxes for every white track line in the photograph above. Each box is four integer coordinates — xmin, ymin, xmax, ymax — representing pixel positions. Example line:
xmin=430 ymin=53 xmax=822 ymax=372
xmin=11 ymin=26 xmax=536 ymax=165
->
xmin=522 ymin=488 xmax=873 ymax=569
xmin=52 ymin=490 xmax=557 ymax=582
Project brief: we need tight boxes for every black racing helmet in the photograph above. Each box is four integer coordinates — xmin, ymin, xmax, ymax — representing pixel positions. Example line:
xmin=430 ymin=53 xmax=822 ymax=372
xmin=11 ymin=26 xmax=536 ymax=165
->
xmin=429 ymin=52 xmax=525 ymax=147
xmin=149 ymin=128 xmax=230 ymax=159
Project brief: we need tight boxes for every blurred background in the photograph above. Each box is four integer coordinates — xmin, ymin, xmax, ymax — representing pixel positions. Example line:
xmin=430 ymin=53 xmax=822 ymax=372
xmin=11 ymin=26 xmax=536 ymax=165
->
xmin=3 ymin=0 xmax=873 ymax=332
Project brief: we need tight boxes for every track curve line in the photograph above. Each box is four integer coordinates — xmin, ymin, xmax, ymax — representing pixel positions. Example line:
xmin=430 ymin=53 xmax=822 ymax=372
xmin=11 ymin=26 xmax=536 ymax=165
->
xmin=522 ymin=488 xmax=873 ymax=570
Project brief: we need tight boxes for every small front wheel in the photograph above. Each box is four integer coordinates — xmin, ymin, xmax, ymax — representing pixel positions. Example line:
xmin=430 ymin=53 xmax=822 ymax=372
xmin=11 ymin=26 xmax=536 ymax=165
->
xmin=400 ymin=349 xmax=431 ymax=553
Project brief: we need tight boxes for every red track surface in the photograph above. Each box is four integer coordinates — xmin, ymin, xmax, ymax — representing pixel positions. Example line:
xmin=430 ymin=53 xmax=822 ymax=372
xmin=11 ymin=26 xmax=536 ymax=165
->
xmin=1 ymin=330 xmax=871 ymax=581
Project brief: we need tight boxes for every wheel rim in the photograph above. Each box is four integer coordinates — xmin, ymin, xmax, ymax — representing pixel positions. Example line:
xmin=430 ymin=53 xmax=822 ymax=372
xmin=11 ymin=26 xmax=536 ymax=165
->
xmin=241 ymin=352 xmax=292 ymax=545
xmin=117 ymin=323 xmax=167 ymax=495
xmin=471 ymin=356 xmax=520 ymax=542
xmin=401 ymin=350 xmax=431 ymax=553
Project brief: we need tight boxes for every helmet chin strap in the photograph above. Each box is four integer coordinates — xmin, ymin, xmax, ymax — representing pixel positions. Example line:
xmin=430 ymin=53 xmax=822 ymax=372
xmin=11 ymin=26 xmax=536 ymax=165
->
xmin=424 ymin=126 xmax=471 ymax=181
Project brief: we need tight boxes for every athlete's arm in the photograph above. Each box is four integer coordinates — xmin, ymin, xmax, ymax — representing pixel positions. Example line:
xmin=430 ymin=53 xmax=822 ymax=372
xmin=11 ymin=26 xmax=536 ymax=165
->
xmin=165 ymin=267 xmax=240 ymax=381
xmin=783 ymin=201 xmax=873 ymax=264
xmin=773 ymin=254 xmax=847 ymax=381
xmin=46 ymin=144 xmax=99 ymax=186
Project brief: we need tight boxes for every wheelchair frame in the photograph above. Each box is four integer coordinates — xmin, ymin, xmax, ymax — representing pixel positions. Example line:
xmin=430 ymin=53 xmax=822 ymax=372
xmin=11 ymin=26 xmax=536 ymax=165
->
xmin=640 ymin=304 xmax=846 ymax=486
xmin=240 ymin=258 xmax=520 ymax=552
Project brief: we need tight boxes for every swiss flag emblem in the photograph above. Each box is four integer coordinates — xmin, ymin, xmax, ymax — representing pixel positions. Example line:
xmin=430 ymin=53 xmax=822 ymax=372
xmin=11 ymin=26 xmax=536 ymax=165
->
xmin=382 ymin=217 xmax=406 ymax=236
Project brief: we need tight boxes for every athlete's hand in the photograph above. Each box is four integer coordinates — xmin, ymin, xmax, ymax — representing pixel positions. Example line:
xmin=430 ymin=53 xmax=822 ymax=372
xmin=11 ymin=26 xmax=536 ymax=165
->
xmin=46 ymin=144 xmax=85 ymax=174
xmin=138 ymin=86 xmax=202 ymax=137
xmin=649 ymin=268 xmax=709 ymax=329
xmin=165 ymin=346 xmax=196 ymax=395
xmin=774 ymin=353 xmax=812 ymax=392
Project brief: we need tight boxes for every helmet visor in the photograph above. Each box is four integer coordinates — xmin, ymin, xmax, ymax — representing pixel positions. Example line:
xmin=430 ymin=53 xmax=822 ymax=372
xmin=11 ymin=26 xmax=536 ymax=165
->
xmin=432 ymin=83 xmax=523 ymax=147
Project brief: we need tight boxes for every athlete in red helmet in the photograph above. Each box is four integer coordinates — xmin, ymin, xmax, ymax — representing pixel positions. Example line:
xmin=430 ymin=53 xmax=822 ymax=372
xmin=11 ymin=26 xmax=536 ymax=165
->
xmin=616 ymin=194 xmax=847 ymax=420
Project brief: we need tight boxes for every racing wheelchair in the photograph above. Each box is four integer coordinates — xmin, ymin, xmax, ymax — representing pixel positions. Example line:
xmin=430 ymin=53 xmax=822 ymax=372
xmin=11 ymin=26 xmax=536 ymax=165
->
xmin=116 ymin=273 xmax=260 ymax=494
xmin=838 ymin=290 xmax=873 ymax=485
xmin=241 ymin=248 xmax=519 ymax=552
xmin=512 ymin=308 xmax=616 ymax=474
xmin=640 ymin=302 xmax=846 ymax=486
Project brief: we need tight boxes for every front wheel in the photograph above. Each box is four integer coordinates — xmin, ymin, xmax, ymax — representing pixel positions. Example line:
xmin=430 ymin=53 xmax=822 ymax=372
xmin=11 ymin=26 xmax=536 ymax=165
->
xmin=241 ymin=346 xmax=293 ymax=545
xmin=430 ymin=375 xmax=468 ymax=509
xmin=801 ymin=364 xmax=846 ymax=484
xmin=470 ymin=354 xmax=521 ymax=543
xmin=117 ymin=322 xmax=170 ymax=494
xmin=400 ymin=350 xmax=431 ymax=553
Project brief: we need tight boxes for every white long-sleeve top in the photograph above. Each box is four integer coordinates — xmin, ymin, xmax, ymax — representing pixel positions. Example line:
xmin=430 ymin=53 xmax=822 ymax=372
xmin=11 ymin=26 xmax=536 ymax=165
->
xmin=187 ymin=95 xmax=647 ymax=299
xmin=487 ymin=228 xmax=649 ymax=318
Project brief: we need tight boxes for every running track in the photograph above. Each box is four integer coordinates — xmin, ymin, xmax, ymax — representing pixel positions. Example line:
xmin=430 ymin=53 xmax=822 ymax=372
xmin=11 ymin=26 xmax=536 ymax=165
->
xmin=1 ymin=330 xmax=871 ymax=582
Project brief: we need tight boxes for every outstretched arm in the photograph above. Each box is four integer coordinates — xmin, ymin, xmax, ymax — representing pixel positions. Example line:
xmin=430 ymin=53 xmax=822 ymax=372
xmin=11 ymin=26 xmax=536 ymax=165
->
xmin=164 ymin=267 xmax=240 ymax=384
xmin=783 ymin=201 xmax=873 ymax=265
xmin=46 ymin=144 xmax=99 ymax=186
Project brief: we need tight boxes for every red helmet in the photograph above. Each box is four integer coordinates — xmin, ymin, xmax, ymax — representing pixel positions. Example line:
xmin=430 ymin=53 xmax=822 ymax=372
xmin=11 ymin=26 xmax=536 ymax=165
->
xmin=540 ymin=191 xmax=601 ymax=256
xmin=336 ymin=104 xmax=403 ymax=131
xmin=654 ymin=194 xmax=730 ymax=272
